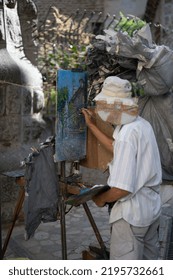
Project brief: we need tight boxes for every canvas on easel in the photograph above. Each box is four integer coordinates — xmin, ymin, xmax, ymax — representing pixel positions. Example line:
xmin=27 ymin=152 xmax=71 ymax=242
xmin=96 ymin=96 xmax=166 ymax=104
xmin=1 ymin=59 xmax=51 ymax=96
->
xmin=55 ymin=69 xmax=88 ymax=162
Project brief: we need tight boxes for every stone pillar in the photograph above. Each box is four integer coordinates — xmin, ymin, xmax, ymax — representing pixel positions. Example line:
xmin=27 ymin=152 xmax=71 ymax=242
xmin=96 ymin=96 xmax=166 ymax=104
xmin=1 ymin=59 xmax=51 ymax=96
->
xmin=17 ymin=0 xmax=39 ymax=65
xmin=0 ymin=0 xmax=48 ymax=223
xmin=0 ymin=0 xmax=46 ymax=172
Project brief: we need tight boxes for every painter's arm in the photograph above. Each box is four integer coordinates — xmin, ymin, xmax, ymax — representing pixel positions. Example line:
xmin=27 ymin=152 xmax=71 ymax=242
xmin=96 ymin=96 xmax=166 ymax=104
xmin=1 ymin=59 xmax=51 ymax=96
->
xmin=93 ymin=187 xmax=130 ymax=207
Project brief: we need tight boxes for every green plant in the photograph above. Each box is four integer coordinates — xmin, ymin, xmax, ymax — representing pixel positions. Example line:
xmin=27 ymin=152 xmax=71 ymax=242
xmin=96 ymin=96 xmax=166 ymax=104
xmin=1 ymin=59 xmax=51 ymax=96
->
xmin=37 ymin=7 xmax=93 ymax=117
xmin=38 ymin=43 xmax=87 ymax=116
xmin=115 ymin=12 xmax=146 ymax=37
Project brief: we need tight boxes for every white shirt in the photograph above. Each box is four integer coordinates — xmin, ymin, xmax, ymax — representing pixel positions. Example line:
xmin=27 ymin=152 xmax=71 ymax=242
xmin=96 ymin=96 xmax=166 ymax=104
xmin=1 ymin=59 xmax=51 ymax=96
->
xmin=108 ymin=116 xmax=162 ymax=227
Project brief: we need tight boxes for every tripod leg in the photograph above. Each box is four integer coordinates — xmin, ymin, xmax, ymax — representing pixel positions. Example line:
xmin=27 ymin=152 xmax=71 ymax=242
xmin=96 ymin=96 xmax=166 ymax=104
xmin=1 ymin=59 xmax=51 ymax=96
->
xmin=2 ymin=186 xmax=25 ymax=258
xmin=60 ymin=161 xmax=67 ymax=260
xmin=82 ymin=202 xmax=109 ymax=259
xmin=60 ymin=195 xmax=67 ymax=260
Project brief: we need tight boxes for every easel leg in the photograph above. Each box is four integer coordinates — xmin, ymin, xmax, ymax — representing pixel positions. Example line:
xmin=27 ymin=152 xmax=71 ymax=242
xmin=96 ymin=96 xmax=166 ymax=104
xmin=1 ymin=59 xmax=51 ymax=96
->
xmin=82 ymin=202 xmax=109 ymax=259
xmin=60 ymin=194 xmax=67 ymax=260
xmin=2 ymin=186 xmax=25 ymax=258
xmin=60 ymin=161 xmax=67 ymax=260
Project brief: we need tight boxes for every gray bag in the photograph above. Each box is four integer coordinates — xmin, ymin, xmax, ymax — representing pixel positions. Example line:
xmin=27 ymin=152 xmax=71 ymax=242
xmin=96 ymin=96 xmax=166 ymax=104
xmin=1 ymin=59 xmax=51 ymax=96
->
xmin=99 ymin=26 xmax=173 ymax=95
xmin=139 ymin=93 xmax=173 ymax=180
xmin=137 ymin=45 xmax=173 ymax=96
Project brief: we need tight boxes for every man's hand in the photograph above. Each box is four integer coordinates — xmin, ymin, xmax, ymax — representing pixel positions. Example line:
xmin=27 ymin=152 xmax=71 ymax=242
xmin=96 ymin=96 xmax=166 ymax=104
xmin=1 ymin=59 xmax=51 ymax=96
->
xmin=92 ymin=194 xmax=106 ymax=207
xmin=92 ymin=187 xmax=130 ymax=208
xmin=82 ymin=108 xmax=113 ymax=153
xmin=81 ymin=108 xmax=96 ymax=127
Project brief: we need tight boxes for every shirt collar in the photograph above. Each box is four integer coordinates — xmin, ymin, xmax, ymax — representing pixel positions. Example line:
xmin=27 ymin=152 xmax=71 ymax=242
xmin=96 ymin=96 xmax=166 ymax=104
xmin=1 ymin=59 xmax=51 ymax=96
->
xmin=113 ymin=125 xmax=122 ymax=140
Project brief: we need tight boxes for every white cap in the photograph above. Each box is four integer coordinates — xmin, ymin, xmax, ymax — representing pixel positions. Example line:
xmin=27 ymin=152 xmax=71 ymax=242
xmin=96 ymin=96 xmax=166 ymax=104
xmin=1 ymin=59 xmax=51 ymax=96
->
xmin=94 ymin=76 xmax=138 ymax=107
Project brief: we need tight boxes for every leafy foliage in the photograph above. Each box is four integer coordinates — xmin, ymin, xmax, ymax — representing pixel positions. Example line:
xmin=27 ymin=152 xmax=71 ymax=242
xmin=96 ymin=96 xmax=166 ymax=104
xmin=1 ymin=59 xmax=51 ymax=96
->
xmin=37 ymin=8 xmax=91 ymax=116
xmin=115 ymin=12 xmax=146 ymax=37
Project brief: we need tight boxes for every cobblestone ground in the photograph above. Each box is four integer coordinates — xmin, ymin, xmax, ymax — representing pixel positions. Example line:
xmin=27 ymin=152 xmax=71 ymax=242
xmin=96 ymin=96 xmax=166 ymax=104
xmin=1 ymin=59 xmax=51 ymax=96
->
xmin=2 ymin=201 xmax=110 ymax=260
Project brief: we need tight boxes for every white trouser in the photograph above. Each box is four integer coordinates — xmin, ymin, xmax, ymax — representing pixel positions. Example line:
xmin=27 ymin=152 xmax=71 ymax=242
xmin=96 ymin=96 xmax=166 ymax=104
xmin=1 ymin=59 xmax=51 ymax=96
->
xmin=110 ymin=218 xmax=160 ymax=260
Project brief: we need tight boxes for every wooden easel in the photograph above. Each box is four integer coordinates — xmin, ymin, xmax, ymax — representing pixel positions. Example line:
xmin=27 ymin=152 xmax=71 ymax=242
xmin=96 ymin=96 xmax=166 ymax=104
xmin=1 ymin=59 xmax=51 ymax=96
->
xmin=0 ymin=166 xmax=109 ymax=260
xmin=0 ymin=172 xmax=25 ymax=259
xmin=59 ymin=161 xmax=109 ymax=260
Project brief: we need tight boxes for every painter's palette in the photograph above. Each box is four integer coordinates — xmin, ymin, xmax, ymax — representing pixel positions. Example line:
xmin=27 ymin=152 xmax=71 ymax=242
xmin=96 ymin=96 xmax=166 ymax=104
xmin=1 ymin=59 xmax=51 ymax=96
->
xmin=65 ymin=185 xmax=110 ymax=206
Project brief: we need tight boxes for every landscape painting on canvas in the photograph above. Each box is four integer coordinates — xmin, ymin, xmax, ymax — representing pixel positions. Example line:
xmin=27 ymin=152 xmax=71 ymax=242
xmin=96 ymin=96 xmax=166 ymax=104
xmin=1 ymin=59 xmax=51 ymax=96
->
xmin=55 ymin=69 xmax=88 ymax=162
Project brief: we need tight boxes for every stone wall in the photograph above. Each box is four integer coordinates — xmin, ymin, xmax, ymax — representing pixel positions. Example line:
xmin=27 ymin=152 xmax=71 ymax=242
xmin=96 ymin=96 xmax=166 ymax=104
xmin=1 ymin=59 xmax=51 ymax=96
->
xmin=0 ymin=176 xmax=20 ymax=225
xmin=0 ymin=2 xmax=46 ymax=173
xmin=104 ymin=0 xmax=147 ymax=18
xmin=161 ymin=0 xmax=173 ymax=48
xmin=18 ymin=0 xmax=39 ymax=65
xmin=0 ymin=1 xmax=51 ymax=224
xmin=163 ymin=0 xmax=173 ymax=26
xmin=33 ymin=0 xmax=104 ymax=27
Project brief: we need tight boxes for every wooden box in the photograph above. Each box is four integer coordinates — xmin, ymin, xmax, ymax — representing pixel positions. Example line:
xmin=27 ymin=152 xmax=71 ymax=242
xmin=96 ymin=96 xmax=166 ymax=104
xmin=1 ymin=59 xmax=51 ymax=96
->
xmin=80 ymin=112 xmax=114 ymax=171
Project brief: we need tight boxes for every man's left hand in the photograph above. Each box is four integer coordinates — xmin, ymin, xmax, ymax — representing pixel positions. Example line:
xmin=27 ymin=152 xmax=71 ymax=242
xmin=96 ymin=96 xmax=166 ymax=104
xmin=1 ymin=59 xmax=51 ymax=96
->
xmin=92 ymin=195 xmax=105 ymax=207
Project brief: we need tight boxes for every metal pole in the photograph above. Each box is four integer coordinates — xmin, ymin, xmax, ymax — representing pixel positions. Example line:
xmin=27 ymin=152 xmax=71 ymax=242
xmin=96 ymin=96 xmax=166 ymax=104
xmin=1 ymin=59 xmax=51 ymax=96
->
xmin=60 ymin=161 xmax=67 ymax=260
xmin=83 ymin=202 xmax=109 ymax=259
